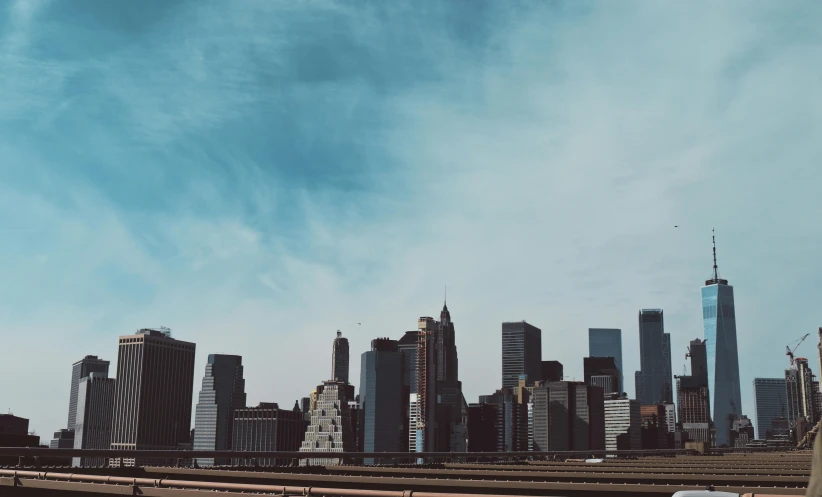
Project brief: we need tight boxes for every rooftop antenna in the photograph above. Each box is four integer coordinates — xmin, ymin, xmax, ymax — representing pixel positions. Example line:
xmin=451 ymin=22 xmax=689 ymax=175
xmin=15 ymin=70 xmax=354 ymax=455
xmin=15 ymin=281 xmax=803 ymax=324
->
xmin=712 ymin=227 xmax=719 ymax=282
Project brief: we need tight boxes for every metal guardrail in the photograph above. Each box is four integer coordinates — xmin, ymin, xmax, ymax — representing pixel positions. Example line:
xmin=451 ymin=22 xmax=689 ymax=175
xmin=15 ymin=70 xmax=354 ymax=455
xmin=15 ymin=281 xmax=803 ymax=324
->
xmin=0 ymin=469 xmax=540 ymax=497
xmin=2 ymin=447 xmax=765 ymax=459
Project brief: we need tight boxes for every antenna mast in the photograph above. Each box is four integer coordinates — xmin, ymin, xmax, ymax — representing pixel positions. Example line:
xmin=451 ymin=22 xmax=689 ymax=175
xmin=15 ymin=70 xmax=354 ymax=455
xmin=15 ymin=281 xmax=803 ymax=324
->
xmin=712 ymin=227 xmax=719 ymax=281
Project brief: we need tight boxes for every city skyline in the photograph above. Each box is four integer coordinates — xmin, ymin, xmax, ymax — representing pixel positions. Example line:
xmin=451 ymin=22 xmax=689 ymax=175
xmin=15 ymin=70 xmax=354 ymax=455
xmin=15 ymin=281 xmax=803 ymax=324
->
xmin=2 ymin=0 xmax=821 ymax=446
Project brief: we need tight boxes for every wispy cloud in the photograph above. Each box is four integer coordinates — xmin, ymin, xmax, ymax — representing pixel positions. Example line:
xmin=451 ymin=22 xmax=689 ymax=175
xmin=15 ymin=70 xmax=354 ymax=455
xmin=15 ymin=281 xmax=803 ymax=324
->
xmin=0 ymin=0 xmax=821 ymax=440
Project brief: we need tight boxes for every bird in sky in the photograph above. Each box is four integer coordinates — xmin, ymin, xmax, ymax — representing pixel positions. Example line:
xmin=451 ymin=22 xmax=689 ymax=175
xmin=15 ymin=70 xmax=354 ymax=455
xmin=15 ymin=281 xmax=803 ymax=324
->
xmin=675 ymin=225 xmax=679 ymax=228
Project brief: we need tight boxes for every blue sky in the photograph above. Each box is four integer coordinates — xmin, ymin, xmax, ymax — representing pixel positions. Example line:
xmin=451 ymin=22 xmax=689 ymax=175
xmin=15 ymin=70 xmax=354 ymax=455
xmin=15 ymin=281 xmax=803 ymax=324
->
xmin=1 ymin=0 xmax=821 ymax=441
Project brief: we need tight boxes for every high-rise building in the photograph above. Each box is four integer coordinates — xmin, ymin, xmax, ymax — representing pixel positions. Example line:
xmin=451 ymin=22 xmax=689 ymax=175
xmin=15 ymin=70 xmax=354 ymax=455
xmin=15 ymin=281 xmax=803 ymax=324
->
xmin=589 ymin=329 xmax=623 ymax=394
xmin=110 ymin=329 xmax=196 ymax=466
xmin=584 ymin=357 xmax=621 ymax=396
xmin=49 ymin=429 xmax=74 ymax=449
xmin=72 ymin=373 xmax=115 ymax=467
xmin=540 ymin=361 xmax=563 ymax=382
xmin=475 ymin=389 xmax=528 ymax=452
xmin=193 ymin=354 xmax=247 ymax=467
xmin=786 ymin=358 xmax=817 ymax=426
xmin=753 ymin=378 xmax=787 ymax=440
xmin=502 ymin=321 xmax=542 ymax=389
xmin=299 ymin=381 xmax=356 ymax=465
xmin=66 ymin=356 xmax=110 ymax=431
xmin=604 ymin=398 xmax=641 ymax=451
xmin=0 ymin=415 xmax=39 ymax=466
xmin=397 ymin=331 xmax=418 ymax=394
xmin=531 ymin=381 xmax=603 ymax=451
xmin=437 ymin=302 xmax=458 ymax=383
xmin=702 ymin=230 xmax=742 ymax=447
xmin=635 ymin=310 xmax=673 ymax=405
xmin=332 ymin=331 xmax=350 ymax=384
xmin=677 ymin=338 xmax=712 ymax=444
xmin=415 ymin=317 xmax=438 ymax=453
xmin=359 ymin=338 xmax=404 ymax=463
xmin=232 ymin=403 xmax=306 ymax=467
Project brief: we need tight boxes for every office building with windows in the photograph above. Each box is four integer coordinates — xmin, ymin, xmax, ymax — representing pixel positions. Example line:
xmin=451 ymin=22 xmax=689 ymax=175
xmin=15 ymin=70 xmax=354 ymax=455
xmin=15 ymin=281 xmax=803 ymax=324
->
xmin=605 ymin=398 xmax=641 ymax=451
xmin=332 ymin=331 xmax=350 ymax=384
xmin=502 ymin=321 xmax=542 ymax=389
xmin=359 ymin=338 xmax=404 ymax=463
xmin=110 ymin=329 xmax=196 ymax=466
xmin=752 ymin=378 xmax=787 ymax=440
xmin=232 ymin=403 xmax=306 ymax=467
xmin=66 ymin=356 xmax=110 ymax=431
xmin=72 ymin=373 xmax=116 ymax=467
xmin=193 ymin=354 xmax=247 ymax=467
xmin=635 ymin=310 xmax=673 ymax=405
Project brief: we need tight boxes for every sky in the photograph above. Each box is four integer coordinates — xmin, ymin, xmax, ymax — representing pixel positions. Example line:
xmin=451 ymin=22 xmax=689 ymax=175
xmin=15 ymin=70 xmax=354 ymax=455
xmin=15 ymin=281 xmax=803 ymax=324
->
xmin=1 ymin=0 xmax=821 ymax=443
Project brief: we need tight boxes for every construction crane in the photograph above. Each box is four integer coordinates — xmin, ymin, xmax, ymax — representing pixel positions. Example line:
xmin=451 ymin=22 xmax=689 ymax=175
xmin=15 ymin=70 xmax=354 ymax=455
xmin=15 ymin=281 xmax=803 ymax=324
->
xmin=787 ymin=333 xmax=811 ymax=367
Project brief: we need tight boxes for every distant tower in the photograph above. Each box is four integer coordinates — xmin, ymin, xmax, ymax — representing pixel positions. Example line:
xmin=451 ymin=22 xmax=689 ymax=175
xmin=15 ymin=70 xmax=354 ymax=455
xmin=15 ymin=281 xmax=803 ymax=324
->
xmin=414 ymin=317 xmax=438 ymax=453
xmin=501 ymin=321 xmax=542 ymax=389
xmin=635 ymin=310 xmax=673 ymax=405
xmin=110 ymin=329 xmax=196 ymax=466
xmin=332 ymin=331 xmax=350 ymax=384
xmin=66 ymin=356 xmax=110 ymax=431
xmin=588 ymin=329 xmax=624 ymax=395
xmin=193 ymin=355 xmax=247 ymax=467
xmin=359 ymin=338 xmax=404 ymax=463
xmin=702 ymin=228 xmax=742 ymax=446
xmin=437 ymin=299 xmax=458 ymax=383
xmin=72 ymin=373 xmax=115 ymax=468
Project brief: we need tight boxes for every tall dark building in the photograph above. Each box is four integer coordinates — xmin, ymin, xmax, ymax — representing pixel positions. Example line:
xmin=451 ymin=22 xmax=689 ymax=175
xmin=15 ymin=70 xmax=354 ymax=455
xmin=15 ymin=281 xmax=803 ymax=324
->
xmin=532 ymin=381 xmax=603 ymax=451
xmin=635 ymin=310 xmax=673 ymax=405
xmin=414 ymin=317 xmax=438 ymax=453
xmin=397 ymin=331 xmax=419 ymax=394
xmin=753 ymin=378 xmax=787 ymax=440
xmin=540 ymin=361 xmax=563 ymax=382
xmin=677 ymin=339 xmax=712 ymax=443
xmin=437 ymin=302 xmax=459 ymax=383
xmin=640 ymin=404 xmax=670 ymax=450
xmin=232 ymin=403 xmax=306 ymax=467
xmin=584 ymin=357 xmax=621 ymax=396
xmin=786 ymin=358 xmax=817 ymax=426
xmin=0 ymin=415 xmax=39 ymax=466
xmin=359 ymin=338 xmax=404 ymax=463
xmin=472 ymin=390 xmax=528 ymax=452
xmin=72 ymin=373 xmax=115 ymax=467
xmin=502 ymin=321 xmax=542 ymax=389
xmin=66 ymin=356 xmax=110 ymax=431
xmin=110 ymin=329 xmax=196 ymax=466
xmin=193 ymin=354 xmax=247 ymax=467
xmin=332 ymin=331 xmax=350 ymax=384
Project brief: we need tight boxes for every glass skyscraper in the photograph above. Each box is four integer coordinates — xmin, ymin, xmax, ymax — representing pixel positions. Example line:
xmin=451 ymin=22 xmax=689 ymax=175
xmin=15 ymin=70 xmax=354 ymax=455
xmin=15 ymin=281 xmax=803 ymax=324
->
xmin=702 ymin=230 xmax=742 ymax=447
xmin=359 ymin=338 xmax=404 ymax=463
xmin=635 ymin=310 xmax=673 ymax=405
xmin=193 ymin=354 xmax=246 ymax=467
xmin=588 ymin=328 xmax=623 ymax=395
xmin=752 ymin=378 xmax=787 ymax=440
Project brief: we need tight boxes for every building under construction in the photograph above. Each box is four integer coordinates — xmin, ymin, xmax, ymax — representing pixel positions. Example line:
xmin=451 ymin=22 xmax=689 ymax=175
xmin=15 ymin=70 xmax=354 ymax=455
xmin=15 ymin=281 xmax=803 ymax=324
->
xmin=676 ymin=339 xmax=713 ymax=444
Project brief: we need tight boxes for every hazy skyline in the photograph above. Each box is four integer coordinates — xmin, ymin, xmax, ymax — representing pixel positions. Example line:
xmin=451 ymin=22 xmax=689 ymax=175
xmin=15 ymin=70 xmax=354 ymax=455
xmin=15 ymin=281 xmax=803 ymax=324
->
xmin=1 ymin=0 xmax=821 ymax=441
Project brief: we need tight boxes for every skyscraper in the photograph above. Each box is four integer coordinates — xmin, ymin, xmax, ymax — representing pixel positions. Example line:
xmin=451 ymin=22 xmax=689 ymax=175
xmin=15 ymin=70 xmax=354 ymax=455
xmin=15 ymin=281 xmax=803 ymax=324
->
xmin=752 ymin=378 xmax=787 ymax=440
xmin=415 ymin=317 xmax=438 ymax=453
xmin=66 ymin=356 xmax=110 ymax=431
xmin=72 ymin=373 xmax=116 ymax=467
xmin=110 ymin=329 xmax=196 ymax=466
xmin=604 ymin=398 xmax=641 ymax=451
xmin=677 ymin=338 xmax=712 ymax=444
xmin=635 ymin=310 xmax=673 ymax=405
xmin=299 ymin=381 xmax=356 ymax=466
xmin=193 ymin=354 xmax=247 ymax=467
xmin=359 ymin=338 xmax=404 ymax=463
xmin=332 ymin=331 xmax=350 ymax=384
xmin=397 ymin=331 xmax=418 ymax=393
xmin=589 ymin=329 xmax=623 ymax=394
xmin=702 ymin=229 xmax=742 ymax=447
xmin=437 ymin=302 xmax=458 ymax=383
xmin=786 ymin=358 xmax=817 ymax=426
xmin=232 ymin=403 xmax=306 ymax=467
xmin=502 ymin=321 xmax=542 ymax=389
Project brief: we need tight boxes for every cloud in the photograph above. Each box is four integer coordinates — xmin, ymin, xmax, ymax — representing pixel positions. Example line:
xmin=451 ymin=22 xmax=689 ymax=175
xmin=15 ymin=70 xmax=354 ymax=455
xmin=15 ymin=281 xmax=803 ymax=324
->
xmin=0 ymin=0 xmax=821 ymax=442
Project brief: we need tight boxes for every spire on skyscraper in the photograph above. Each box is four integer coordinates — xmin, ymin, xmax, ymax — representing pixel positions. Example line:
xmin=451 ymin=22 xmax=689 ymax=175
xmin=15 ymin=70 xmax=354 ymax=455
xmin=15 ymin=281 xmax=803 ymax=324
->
xmin=706 ymin=227 xmax=729 ymax=286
